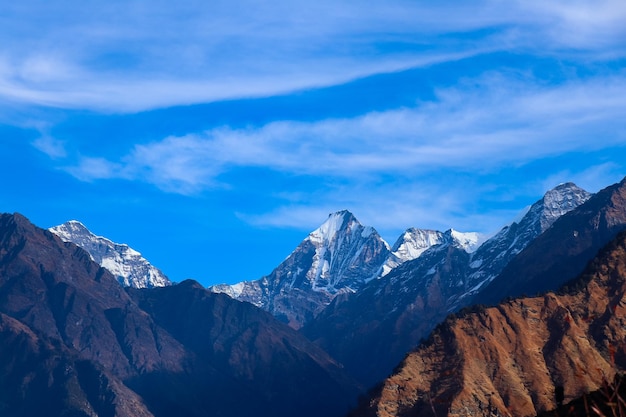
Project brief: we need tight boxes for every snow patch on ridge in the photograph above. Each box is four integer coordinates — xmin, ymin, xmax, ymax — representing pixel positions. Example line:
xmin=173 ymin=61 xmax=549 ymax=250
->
xmin=380 ymin=228 xmax=444 ymax=277
xmin=450 ymin=229 xmax=485 ymax=253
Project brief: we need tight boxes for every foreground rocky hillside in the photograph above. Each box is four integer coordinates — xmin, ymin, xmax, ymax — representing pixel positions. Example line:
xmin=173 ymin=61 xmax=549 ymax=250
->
xmin=355 ymin=230 xmax=626 ymax=417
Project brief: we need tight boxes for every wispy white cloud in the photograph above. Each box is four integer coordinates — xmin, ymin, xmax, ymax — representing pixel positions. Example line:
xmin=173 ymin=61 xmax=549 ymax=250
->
xmin=59 ymin=71 xmax=626 ymax=233
xmin=1 ymin=0 xmax=624 ymax=111
xmin=0 ymin=51 xmax=480 ymax=112
xmin=512 ymin=0 xmax=626 ymax=51
xmin=65 ymin=72 xmax=626 ymax=187
xmin=32 ymin=135 xmax=66 ymax=159
xmin=63 ymin=157 xmax=124 ymax=182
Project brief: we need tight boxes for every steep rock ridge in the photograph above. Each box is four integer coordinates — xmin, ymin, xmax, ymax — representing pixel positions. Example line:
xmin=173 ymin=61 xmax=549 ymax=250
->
xmin=477 ymin=177 xmax=626 ymax=305
xmin=303 ymin=183 xmax=591 ymax=387
xmin=457 ymin=182 xmax=591 ymax=305
xmin=211 ymin=210 xmax=390 ymax=329
xmin=358 ymin=231 xmax=626 ymax=417
xmin=50 ymin=220 xmax=171 ymax=289
xmin=0 ymin=213 xmax=361 ymax=417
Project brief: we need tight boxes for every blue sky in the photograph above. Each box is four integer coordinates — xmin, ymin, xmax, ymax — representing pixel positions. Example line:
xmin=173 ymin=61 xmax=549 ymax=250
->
xmin=1 ymin=0 xmax=626 ymax=286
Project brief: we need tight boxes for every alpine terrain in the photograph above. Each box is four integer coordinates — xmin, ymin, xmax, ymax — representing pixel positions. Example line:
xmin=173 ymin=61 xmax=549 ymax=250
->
xmin=50 ymin=220 xmax=172 ymax=289
xmin=476 ymin=177 xmax=626 ymax=305
xmin=210 ymin=210 xmax=475 ymax=329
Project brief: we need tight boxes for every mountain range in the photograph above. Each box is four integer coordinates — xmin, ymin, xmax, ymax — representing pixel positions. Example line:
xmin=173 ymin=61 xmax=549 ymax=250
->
xmin=210 ymin=211 xmax=486 ymax=330
xmin=3 ymin=176 xmax=626 ymax=416
xmin=303 ymin=183 xmax=592 ymax=387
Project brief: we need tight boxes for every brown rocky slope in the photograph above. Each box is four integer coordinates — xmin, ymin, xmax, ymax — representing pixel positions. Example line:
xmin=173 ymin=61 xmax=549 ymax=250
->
xmin=355 ymin=230 xmax=626 ymax=417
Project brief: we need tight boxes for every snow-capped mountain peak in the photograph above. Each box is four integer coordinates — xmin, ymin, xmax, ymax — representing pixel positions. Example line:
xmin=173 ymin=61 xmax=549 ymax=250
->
xmin=308 ymin=210 xmax=378 ymax=245
xmin=454 ymin=182 xmax=592 ymax=302
xmin=49 ymin=221 xmax=171 ymax=289
xmin=212 ymin=182 xmax=593 ymax=330
xmin=211 ymin=210 xmax=390 ymax=329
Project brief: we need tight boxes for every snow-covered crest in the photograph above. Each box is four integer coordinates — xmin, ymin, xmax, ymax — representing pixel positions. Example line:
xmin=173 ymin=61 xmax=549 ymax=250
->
xmin=449 ymin=229 xmax=485 ymax=253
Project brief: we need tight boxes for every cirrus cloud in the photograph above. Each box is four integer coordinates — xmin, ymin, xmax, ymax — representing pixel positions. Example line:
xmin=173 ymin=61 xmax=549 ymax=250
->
xmin=1 ymin=0 xmax=625 ymax=112
xmin=64 ymin=72 xmax=626 ymax=192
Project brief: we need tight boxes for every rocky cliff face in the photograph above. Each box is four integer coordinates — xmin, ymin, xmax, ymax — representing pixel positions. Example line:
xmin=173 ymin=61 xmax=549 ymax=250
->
xmin=211 ymin=210 xmax=390 ymax=329
xmin=0 ymin=213 xmax=360 ymax=417
xmin=357 ymin=230 xmax=626 ymax=417
xmin=302 ymin=183 xmax=591 ymax=388
xmin=49 ymin=220 xmax=171 ymax=289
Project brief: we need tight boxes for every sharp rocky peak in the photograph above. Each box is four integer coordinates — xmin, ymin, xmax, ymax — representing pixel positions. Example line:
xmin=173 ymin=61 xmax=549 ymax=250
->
xmin=539 ymin=182 xmax=592 ymax=231
xmin=447 ymin=228 xmax=484 ymax=253
xmin=518 ymin=182 xmax=592 ymax=234
xmin=60 ymin=219 xmax=90 ymax=232
xmin=379 ymin=228 xmax=444 ymax=277
xmin=211 ymin=209 xmax=390 ymax=329
xmin=390 ymin=228 xmax=443 ymax=252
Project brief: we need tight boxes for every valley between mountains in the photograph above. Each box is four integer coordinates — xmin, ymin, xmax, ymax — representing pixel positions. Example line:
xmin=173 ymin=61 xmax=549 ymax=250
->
xmin=2 ymin=177 xmax=626 ymax=416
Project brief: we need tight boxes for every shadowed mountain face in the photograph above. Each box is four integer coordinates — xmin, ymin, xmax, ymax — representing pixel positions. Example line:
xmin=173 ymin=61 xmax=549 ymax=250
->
xmin=0 ymin=213 xmax=360 ymax=417
xmin=354 ymin=231 xmax=626 ymax=417
xmin=0 ymin=312 xmax=153 ymax=417
xmin=127 ymin=281 xmax=360 ymax=417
